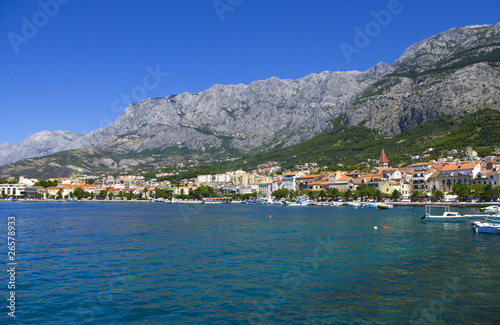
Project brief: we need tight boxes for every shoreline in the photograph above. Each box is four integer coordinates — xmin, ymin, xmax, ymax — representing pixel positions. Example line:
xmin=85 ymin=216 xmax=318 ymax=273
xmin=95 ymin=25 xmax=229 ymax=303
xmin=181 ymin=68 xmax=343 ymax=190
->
xmin=1 ymin=199 xmax=498 ymax=208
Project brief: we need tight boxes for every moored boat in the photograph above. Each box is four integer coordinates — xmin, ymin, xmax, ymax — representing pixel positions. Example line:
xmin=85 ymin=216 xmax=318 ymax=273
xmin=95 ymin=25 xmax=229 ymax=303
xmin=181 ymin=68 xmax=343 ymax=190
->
xmin=283 ymin=200 xmax=312 ymax=206
xmin=202 ymin=197 xmax=232 ymax=204
xmin=363 ymin=203 xmax=379 ymax=209
xmin=488 ymin=213 xmax=500 ymax=222
xmin=470 ymin=221 xmax=500 ymax=234
xmin=479 ymin=205 xmax=500 ymax=214
xmin=421 ymin=206 xmax=468 ymax=222
xmin=347 ymin=201 xmax=361 ymax=208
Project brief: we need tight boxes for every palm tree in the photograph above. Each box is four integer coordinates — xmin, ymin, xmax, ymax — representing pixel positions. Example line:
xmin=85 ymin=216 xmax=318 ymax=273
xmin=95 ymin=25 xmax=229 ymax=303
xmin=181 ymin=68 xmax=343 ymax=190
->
xmin=391 ymin=189 xmax=401 ymax=200
xmin=411 ymin=190 xmax=425 ymax=202
xmin=432 ymin=190 xmax=444 ymax=201
xmin=374 ymin=190 xmax=383 ymax=201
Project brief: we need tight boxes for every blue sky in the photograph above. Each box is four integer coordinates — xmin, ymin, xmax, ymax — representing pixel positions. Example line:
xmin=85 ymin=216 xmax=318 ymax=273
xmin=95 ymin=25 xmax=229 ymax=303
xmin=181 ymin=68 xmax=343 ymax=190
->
xmin=1 ymin=0 xmax=499 ymax=144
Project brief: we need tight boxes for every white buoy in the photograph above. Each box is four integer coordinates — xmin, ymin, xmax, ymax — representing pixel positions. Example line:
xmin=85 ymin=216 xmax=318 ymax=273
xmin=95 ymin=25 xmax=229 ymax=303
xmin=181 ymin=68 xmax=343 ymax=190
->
xmin=374 ymin=226 xmax=378 ymax=229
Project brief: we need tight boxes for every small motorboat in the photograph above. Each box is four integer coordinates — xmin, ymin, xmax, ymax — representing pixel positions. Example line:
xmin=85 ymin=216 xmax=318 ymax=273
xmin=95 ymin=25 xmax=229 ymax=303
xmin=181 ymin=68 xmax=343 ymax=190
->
xmin=470 ymin=221 xmax=500 ymax=234
xmin=363 ymin=202 xmax=394 ymax=209
xmin=488 ymin=213 xmax=500 ymax=222
xmin=479 ymin=205 xmax=500 ymax=214
xmin=283 ymin=200 xmax=312 ymax=206
xmin=421 ymin=206 xmax=468 ymax=222
xmin=347 ymin=201 xmax=361 ymax=208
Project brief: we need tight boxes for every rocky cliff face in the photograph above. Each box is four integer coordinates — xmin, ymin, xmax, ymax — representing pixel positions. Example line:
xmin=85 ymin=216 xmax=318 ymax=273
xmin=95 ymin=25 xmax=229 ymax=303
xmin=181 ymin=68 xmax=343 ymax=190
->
xmin=0 ymin=131 xmax=83 ymax=166
xmin=345 ymin=23 xmax=500 ymax=133
xmin=68 ymin=67 xmax=386 ymax=155
xmin=1 ymin=22 xmax=499 ymax=167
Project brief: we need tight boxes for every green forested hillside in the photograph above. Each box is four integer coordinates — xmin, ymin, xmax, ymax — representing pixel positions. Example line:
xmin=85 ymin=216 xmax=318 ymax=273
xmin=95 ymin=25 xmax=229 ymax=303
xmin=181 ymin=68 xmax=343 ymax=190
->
xmin=205 ymin=108 xmax=500 ymax=172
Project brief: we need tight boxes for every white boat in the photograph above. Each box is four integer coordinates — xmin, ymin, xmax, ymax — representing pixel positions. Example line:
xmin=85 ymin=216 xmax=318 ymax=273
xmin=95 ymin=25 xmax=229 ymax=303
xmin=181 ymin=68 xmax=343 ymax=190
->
xmin=421 ymin=206 xmax=468 ymax=222
xmin=347 ymin=201 xmax=361 ymax=208
xmin=479 ymin=205 xmax=500 ymax=214
xmin=488 ymin=214 xmax=500 ymax=222
xmin=363 ymin=203 xmax=379 ymax=209
xmin=470 ymin=221 xmax=500 ymax=234
xmin=330 ymin=202 xmax=342 ymax=207
xmin=283 ymin=200 xmax=312 ymax=206
xmin=363 ymin=202 xmax=394 ymax=209
xmin=246 ymin=198 xmax=272 ymax=205
xmin=202 ymin=197 xmax=232 ymax=204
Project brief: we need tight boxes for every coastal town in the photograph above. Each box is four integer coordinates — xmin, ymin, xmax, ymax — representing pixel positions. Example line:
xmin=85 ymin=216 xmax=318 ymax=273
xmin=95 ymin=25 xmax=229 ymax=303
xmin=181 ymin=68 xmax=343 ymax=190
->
xmin=2 ymin=147 xmax=500 ymax=203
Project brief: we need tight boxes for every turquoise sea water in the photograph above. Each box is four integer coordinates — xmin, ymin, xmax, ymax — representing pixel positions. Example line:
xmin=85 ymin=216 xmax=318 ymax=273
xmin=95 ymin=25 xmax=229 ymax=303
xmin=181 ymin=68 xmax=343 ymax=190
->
xmin=1 ymin=202 xmax=499 ymax=324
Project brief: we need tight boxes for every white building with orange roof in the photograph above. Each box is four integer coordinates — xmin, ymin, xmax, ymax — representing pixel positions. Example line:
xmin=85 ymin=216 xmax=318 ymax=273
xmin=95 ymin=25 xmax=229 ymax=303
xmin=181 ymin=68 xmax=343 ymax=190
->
xmin=255 ymin=181 xmax=279 ymax=196
xmin=407 ymin=162 xmax=433 ymax=172
xmin=329 ymin=174 xmax=351 ymax=192
xmin=304 ymin=177 xmax=330 ymax=191
xmin=427 ymin=162 xmax=481 ymax=193
xmin=296 ymin=174 xmax=320 ymax=190
xmin=471 ymin=170 xmax=500 ymax=187
xmin=281 ymin=171 xmax=304 ymax=191
xmin=45 ymin=186 xmax=70 ymax=198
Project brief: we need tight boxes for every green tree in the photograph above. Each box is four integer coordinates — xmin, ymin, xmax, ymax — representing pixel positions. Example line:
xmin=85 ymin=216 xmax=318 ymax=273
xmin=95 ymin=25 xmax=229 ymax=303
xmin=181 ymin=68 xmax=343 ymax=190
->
xmin=431 ymin=190 xmax=444 ymax=201
xmin=373 ymin=189 xmax=383 ymax=201
xmin=492 ymin=186 xmax=500 ymax=199
xmin=97 ymin=188 xmax=108 ymax=200
xmin=56 ymin=189 xmax=63 ymax=200
xmin=361 ymin=184 xmax=376 ymax=199
xmin=191 ymin=185 xmax=217 ymax=199
xmin=452 ymin=183 xmax=470 ymax=201
xmin=272 ymin=188 xmax=290 ymax=199
xmin=307 ymin=190 xmax=319 ymax=200
xmin=327 ymin=188 xmax=340 ymax=199
xmin=411 ymin=191 xmax=425 ymax=201
xmin=391 ymin=189 xmax=402 ymax=200
xmin=35 ymin=179 xmax=59 ymax=188
xmin=481 ymin=184 xmax=494 ymax=201
xmin=73 ymin=187 xmax=85 ymax=199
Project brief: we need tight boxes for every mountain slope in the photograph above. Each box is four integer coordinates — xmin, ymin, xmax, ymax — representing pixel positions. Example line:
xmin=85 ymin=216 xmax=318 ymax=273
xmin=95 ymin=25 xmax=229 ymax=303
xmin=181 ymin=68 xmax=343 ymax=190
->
xmin=0 ymin=131 xmax=83 ymax=166
xmin=202 ymin=108 xmax=500 ymax=172
xmin=346 ymin=23 xmax=500 ymax=134
xmin=2 ymin=109 xmax=499 ymax=179
xmin=68 ymin=66 xmax=389 ymax=154
xmin=0 ymin=22 xmax=499 ymax=171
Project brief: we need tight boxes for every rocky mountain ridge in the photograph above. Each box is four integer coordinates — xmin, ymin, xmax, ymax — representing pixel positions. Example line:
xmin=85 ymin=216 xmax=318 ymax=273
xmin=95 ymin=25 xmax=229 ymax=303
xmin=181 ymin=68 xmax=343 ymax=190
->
xmin=0 ymin=131 xmax=83 ymax=166
xmin=1 ymin=22 xmax=499 ymax=168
